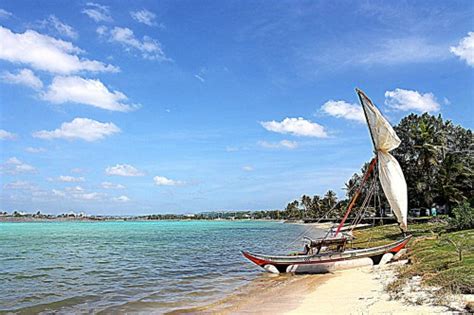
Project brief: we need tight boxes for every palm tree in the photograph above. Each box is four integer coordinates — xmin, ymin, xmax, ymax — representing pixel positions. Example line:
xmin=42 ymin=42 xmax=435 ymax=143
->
xmin=311 ymin=195 xmax=322 ymax=218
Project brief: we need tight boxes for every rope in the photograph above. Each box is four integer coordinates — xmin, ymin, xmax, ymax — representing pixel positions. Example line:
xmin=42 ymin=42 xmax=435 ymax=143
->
xmin=286 ymin=199 xmax=345 ymax=248
xmin=286 ymin=167 xmax=377 ymax=249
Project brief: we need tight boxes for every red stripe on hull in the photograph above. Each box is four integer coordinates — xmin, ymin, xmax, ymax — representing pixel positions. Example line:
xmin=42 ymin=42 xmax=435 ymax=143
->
xmin=242 ymin=235 xmax=412 ymax=271
xmin=389 ymin=238 xmax=410 ymax=253
xmin=242 ymin=251 xmax=268 ymax=266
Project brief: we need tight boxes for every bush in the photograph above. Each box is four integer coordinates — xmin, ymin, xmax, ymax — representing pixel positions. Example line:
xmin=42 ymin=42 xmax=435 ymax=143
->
xmin=449 ymin=202 xmax=474 ymax=231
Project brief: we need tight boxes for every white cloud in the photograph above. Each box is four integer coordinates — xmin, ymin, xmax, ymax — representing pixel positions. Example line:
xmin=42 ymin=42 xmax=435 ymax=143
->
xmin=384 ymin=88 xmax=440 ymax=112
xmin=260 ymin=117 xmax=328 ymax=138
xmin=450 ymin=32 xmax=474 ymax=67
xmin=42 ymin=76 xmax=135 ymax=112
xmin=101 ymin=181 xmax=125 ymax=189
xmin=242 ymin=165 xmax=254 ymax=172
xmin=113 ymin=195 xmax=130 ymax=202
xmin=57 ymin=175 xmax=85 ymax=182
xmin=0 ymin=26 xmax=118 ymax=74
xmin=258 ymin=140 xmax=298 ymax=149
xmin=40 ymin=15 xmax=78 ymax=40
xmin=82 ymin=2 xmax=112 ymax=22
xmin=1 ymin=68 xmax=43 ymax=90
xmin=321 ymin=100 xmax=365 ymax=123
xmin=106 ymin=164 xmax=144 ymax=177
xmin=3 ymin=180 xmax=36 ymax=190
xmin=33 ymin=118 xmax=120 ymax=142
xmin=65 ymin=186 xmax=84 ymax=192
xmin=130 ymin=9 xmax=157 ymax=26
xmin=52 ymin=186 xmax=107 ymax=201
xmin=194 ymin=74 xmax=205 ymax=82
xmin=79 ymin=192 xmax=104 ymax=200
xmin=25 ymin=147 xmax=46 ymax=153
xmin=0 ymin=8 xmax=13 ymax=19
xmin=1 ymin=157 xmax=36 ymax=174
xmin=153 ymin=175 xmax=183 ymax=186
xmin=100 ymin=26 xmax=169 ymax=61
xmin=53 ymin=185 xmax=106 ymax=201
xmin=357 ymin=38 xmax=448 ymax=65
xmin=0 ymin=129 xmax=17 ymax=140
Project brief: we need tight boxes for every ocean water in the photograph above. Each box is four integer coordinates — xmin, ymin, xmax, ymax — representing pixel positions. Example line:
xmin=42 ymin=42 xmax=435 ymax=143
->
xmin=0 ymin=220 xmax=322 ymax=314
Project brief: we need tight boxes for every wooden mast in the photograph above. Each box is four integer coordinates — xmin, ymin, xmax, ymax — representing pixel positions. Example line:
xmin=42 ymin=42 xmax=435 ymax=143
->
xmin=334 ymin=157 xmax=377 ymax=237
xmin=333 ymin=89 xmax=380 ymax=237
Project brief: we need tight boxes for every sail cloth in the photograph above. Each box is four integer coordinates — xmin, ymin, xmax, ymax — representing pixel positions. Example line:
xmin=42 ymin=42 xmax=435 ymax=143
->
xmin=356 ymin=89 xmax=408 ymax=231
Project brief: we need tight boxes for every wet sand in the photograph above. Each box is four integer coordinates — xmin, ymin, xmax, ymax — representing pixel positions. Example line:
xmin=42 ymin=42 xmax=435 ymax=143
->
xmin=167 ymin=272 xmax=331 ymax=314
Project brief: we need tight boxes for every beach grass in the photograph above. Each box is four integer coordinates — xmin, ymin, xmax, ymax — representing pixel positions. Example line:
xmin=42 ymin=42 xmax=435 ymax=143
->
xmin=354 ymin=221 xmax=474 ymax=295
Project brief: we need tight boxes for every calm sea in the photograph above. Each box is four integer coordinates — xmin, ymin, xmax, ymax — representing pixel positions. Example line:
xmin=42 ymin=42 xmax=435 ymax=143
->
xmin=0 ymin=220 xmax=322 ymax=314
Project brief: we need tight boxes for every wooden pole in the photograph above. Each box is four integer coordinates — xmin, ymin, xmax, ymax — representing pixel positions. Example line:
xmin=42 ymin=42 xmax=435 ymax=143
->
xmin=334 ymin=156 xmax=377 ymax=237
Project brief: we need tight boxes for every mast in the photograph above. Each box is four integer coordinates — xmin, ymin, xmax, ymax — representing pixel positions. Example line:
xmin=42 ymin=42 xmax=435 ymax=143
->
xmin=356 ymin=88 xmax=377 ymax=151
xmin=334 ymin=157 xmax=377 ymax=237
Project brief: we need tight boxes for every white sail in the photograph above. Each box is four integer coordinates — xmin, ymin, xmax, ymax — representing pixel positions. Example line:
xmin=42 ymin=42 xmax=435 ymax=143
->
xmin=357 ymin=89 xmax=408 ymax=231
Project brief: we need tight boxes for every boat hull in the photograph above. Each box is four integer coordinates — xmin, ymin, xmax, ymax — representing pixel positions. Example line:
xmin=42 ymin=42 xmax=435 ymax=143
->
xmin=242 ymin=235 xmax=411 ymax=274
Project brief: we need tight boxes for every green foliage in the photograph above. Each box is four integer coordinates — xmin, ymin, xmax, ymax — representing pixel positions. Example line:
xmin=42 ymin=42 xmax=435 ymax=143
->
xmin=449 ymin=202 xmax=474 ymax=231
xmin=393 ymin=113 xmax=473 ymax=212
xmin=356 ymin=223 xmax=474 ymax=295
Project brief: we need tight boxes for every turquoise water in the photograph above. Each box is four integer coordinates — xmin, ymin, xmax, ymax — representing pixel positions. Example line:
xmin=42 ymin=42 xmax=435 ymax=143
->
xmin=0 ymin=220 xmax=320 ymax=313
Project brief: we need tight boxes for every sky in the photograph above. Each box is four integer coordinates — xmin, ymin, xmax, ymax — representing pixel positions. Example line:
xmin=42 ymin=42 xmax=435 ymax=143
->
xmin=0 ymin=0 xmax=473 ymax=215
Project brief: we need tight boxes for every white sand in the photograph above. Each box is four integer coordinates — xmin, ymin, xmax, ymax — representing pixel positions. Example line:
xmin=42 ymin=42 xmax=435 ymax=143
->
xmin=191 ymin=263 xmax=470 ymax=314
xmin=286 ymin=266 xmax=454 ymax=315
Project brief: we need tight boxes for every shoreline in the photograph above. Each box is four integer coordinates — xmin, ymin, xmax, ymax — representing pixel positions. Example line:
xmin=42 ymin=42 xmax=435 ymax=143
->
xmin=286 ymin=265 xmax=459 ymax=315
xmin=167 ymin=272 xmax=332 ymax=314
xmin=172 ymin=263 xmax=470 ymax=315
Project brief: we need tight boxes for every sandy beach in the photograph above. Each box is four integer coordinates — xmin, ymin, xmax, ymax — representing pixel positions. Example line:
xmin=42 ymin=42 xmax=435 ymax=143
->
xmin=286 ymin=265 xmax=452 ymax=315
xmin=183 ymin=263 xmax=469 ymax=315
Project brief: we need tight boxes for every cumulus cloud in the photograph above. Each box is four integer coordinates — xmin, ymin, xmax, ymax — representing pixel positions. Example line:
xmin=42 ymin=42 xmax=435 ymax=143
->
xmin=39 ymin=15 xmax=78 ymax=40
xmin=82 ymin=2 xmax=112 ymax=22
xmin=42 ymin=76 xmax=135 ymax=112
xmin=101 ymin=181 xmax=125 ymax=189
xmin=106 ymin=164 xmax=144 ymax=177
xmin=130 ymin=9 xmax=157 ymax=26
xmin=53 ymin=185 xmax=106 ymax=201
xmin=0 ymin=26 xmax=118 ymax=74
xmin=0 ymin=129 xmax=17 ymax=140
xmin=258 ymin=140 xmax=298 ymax=149
xmin=33 ymin=118 xmax=120 ymax=142
xmin=1 ymin=68 xmax=43 ymax=90
xmin=385 ymin=88 xmax=440 ymax=112
xmin=25 ymin=147 xmax=46 ymax=153
xmin=321 ymin=100 xmax=365 ymax=123
xmin=0 ymin=8 xmax=13 ymax=19
xmin=113 ymin=195 xmax=130 ymax=202
xmin=450 ymin=32 xmax=474 ymax=67
xmin=99 ymin=26 xmax=169 ymax=61
xmin=1 ymin=157 xmax=36 ymax=174
xmin=153 ymin=176 xmax=183 ymax=186
xmin=260 ymin=117 xmax=328 ymax=138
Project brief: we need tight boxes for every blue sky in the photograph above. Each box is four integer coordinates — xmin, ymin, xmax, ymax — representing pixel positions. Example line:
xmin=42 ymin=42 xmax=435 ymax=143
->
xmin=0 ymin=0 xmax=473 ymax=215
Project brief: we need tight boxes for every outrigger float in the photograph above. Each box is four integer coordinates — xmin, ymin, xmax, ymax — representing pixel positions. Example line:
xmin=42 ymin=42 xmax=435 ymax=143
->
xmin=243 ymin=89 xmax=412 ymax=274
